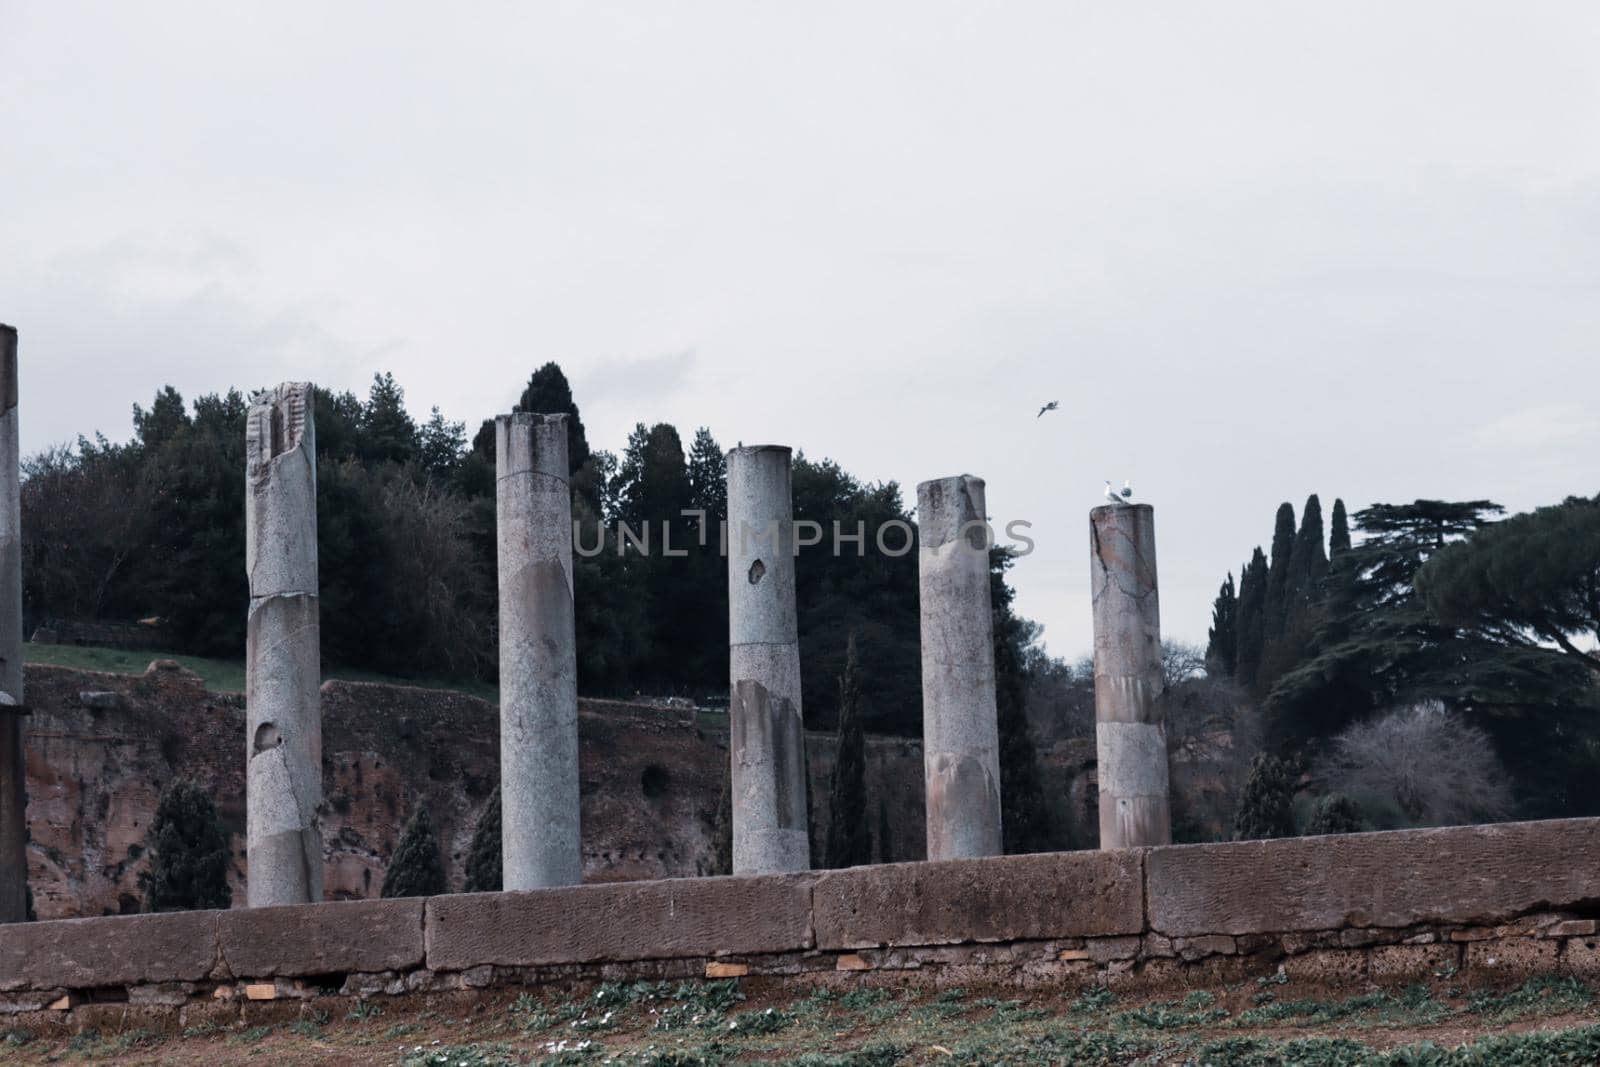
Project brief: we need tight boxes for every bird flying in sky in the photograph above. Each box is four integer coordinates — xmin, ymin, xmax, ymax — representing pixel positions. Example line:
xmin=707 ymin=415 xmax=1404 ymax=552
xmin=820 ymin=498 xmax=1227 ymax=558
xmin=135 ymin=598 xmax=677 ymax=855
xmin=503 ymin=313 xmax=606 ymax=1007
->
xmin=1037 ymin=401 xmax=1059 ymax=418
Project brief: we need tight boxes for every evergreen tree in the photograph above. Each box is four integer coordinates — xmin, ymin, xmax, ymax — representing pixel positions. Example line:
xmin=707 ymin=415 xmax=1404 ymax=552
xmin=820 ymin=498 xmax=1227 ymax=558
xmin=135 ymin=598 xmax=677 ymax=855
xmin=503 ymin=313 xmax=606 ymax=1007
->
xmin=143 ymin=781 xmax=232 ymax=912
xmin=1305 ymin=794 xmax=1365 ymax=836
xmin=712 ymin=764 xmax=733 ymax=876
xmin=516 ymin=362 xmax=592 ymax=473
xmin=1205 ymin=572 xmax=1238 ymax=677
xmin=686 ymin=427 xmax=728 ymax=523
xmin=1233 ymin=753 xmax=1296 ymax=840
xmin=382 ymin=804 xmax=447 ymax=898
xmin=1287 ymin=494 xmax=1328 ymax=608
xmin=1329 ymin=498 xmax=1351 ymax=557
xmin=992 ymin=547 xmax=1049 ymax=853
xmin=417 ymin=406 xmax=467 ymax=483
xmin=1234 ymin=548 xmax=1269 ymax=689
xmin=462 ymin=788 xmax=502 ymax=893
xmin=361 ymin=372 xmax=419 ymax=465
xmin=824 ymin=632 xmax=872 ymax=868
xmin=1262 ymin=502 xmax=1297 ymax=644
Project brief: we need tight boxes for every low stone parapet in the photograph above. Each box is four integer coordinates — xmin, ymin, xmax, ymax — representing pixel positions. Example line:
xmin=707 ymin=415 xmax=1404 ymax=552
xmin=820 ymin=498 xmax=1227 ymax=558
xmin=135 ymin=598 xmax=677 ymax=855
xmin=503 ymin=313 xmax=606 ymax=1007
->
xmin=1 ymin=817 xmax=1596 ymax=1023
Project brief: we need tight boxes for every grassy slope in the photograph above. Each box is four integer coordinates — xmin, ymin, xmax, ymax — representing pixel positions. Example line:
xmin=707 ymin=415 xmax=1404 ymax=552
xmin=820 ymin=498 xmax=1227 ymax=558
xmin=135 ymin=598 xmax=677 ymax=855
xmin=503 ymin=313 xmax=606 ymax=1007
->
xmin=3 ymin=973 xmax=1599 ymax=1066
xmin=23 ymin=643 xmax=497 ymax=701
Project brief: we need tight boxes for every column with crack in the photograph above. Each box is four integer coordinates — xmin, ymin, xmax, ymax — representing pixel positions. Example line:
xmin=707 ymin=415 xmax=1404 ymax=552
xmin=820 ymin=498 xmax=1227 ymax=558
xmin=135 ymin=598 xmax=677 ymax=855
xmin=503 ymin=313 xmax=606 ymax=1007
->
xmin=1090 ymin=501 xmax=1171 ymax=848
xmin=245 ymin=383 xmax=324 ymax=906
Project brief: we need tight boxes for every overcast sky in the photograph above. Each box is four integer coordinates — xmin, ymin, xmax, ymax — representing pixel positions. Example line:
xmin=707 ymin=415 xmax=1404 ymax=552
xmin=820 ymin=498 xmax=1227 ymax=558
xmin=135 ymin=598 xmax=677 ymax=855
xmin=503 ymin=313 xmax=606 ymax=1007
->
xmin=3 ymin=2 xmax=1597 ymax=659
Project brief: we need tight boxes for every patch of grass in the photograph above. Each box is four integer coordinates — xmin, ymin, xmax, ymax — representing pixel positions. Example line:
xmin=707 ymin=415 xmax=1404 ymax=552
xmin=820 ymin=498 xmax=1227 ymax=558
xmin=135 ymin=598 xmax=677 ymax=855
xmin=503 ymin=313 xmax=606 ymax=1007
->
xmin=385 ymin=1022 xmax=423 ymax=1039
xmin=346 ymin=998 xmax=385 ymax=1021
xmin=1067 ymin=985 xmax=1116 ymax=1016
xmin=227 ymin=1024 xmax=274 ymax=1046
xmin=399 ymin=1044 xmax=523 ymax=1067
xmin=781 ymin=1045 xmax=904 ymax=1067
xmin=1115 ymin=996 xmax=1229 ymax=1030
xmin=2 ymin=1027 xmax=32 ymax=1047
xmin=1235 ymin=985 xmax=1450 ymax=1030
xmin=726 ymin=1006 xmax=795 ymax=1035
xmin=1466 ymin=974 xmax=1592 ymax=1022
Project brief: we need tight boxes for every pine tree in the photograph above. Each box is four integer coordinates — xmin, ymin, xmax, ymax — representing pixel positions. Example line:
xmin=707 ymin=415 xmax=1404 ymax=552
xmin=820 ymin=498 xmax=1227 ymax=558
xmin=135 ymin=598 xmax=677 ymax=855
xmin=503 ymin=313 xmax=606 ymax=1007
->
xmin=382 ymin=804 xmax=447 ymax=898
xmin=824 ymin=633 xmax=872 ymax=868
xmin=1262 ymin=502 xmax=1297 ymax=643
xmin=361 ymin=372 xmax=419 ymax=464
xmin=1234 ymin=548 xmax=1269 ymax=689
xmin=143 ymin=781 xmax=232 ymax=912
xmin=1329 ymin=498 xmax=1351 ymax=557
xmin=686 ymin=427 xmax=728 ymax=523
xmin=1233 ymin=754 xmax=1296 ymax=840
xmin=1205 ymin=572 xmax=1238 ymax=677
xmin=417 ymin=406 xmax=467 ymax=483
xmin=462 ymin=788 xmax=502 ymax=893
xmin=1305 ymin=794 xmax=1364 ymax=836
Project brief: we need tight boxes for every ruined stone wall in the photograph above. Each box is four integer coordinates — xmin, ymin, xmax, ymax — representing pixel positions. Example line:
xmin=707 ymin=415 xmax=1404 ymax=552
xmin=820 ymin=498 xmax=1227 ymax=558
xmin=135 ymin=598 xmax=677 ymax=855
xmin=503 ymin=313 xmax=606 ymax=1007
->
xmin=2 ymin=818 xmax=1597 ymax=1026
xmin=19 ymin=663 xmax=931 ymax=918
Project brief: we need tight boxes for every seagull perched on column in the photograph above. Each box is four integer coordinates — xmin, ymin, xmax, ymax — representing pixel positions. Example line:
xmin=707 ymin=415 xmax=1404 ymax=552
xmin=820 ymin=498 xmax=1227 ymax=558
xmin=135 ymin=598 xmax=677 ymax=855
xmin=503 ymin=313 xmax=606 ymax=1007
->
xmin=1104 ymin=479 xmax=1134 ymax=505
xmin=1037 ymin=400 xmax=1059 ymax=418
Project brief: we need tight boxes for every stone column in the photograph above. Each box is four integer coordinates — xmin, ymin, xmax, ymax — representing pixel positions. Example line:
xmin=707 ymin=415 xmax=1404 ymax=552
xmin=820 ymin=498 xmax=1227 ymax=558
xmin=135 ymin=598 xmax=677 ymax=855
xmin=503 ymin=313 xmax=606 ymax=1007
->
xmin=918 ymin=475 xmax=1003 ymax=861
xmin=0 ymin=325 xmax=25 ymax=924
xmin=496 ymin=413 xmax=581 ymax=889
xmin=1090 ymin=502 xmax=1170 ymax=849
xmin=726 ymin=445 xmax=809 ymax=874
xmin=245 ymin=383 xmax=323 ymax=906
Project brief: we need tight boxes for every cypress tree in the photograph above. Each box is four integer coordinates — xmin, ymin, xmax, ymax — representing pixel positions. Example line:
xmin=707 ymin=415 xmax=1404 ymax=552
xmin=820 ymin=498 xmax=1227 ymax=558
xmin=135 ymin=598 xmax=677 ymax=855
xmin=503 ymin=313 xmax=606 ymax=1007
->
xmin=1288 ymin=494 xmax=1328 ymax=607
xmin=1233 ymin=754 xmax=1296 ymax=840
xmin=992 ymin=548 xmax=1050 ymax=854
xmin=824 ymin=632 xmax=872 ymax=868
xmin=382 ymin=804 xmax=447 ymax=899
xmin=143 ymin=780 xmax=232 ymax=912
xmin=462 ymin=788 xmax=502 ymax=893
xmin=1234 ymin=548 xmax=1269 ymax=689
xmin=1329 ymin=498 xmax=1351 ymax=557
xmin=1262 ymin=502 xmax=1297 ymax=642
xmin=1205 ymin=572 xmax=1238 ymax=677
xmin=712 ymin=763 xmax=732 ymax=876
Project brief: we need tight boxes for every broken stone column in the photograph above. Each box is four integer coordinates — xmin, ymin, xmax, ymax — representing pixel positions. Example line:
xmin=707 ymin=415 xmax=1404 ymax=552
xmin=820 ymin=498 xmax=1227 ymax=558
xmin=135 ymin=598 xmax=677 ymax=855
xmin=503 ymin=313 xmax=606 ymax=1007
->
xmin=245 ymin=383 xmax=323 ymax=906
xmin=496 ymin=413 xmax=582 ymax=889
xmin=726 ymin=445 xmax=809 ymax=875
xmin=0 ymin=325 xmax=25 ymax=924
xmin=1090 ymin=502 xmax=1171 ymax=849
xmin=918 ymin=475 xmax=1003 ymax=861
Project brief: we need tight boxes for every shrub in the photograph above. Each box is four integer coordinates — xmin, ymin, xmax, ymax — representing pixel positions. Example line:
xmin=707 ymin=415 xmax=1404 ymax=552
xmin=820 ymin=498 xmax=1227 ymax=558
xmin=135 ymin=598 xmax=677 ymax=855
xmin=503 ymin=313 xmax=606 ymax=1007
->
xmin=1304 ymin=794 xmax=1364 ymax=835
xmin=1233 ymin=753 xmax=1296 ymax=840
xmin=142 ymin=781 xmax=232 ymax=912
xmin=382 ymin=804 xmax=447 ymax=898
xmin=462 ymin=788 xmax=501 ymax=893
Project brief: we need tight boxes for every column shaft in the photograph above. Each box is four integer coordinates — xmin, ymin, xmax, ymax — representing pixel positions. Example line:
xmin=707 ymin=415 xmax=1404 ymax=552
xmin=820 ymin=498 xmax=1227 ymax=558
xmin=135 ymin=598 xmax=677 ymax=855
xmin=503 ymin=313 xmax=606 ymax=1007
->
xmin=497 ymin=413 xmax=581 ymax=889
xmin=0 ymin=326 xmax=25 ymax=923
xmin=245 ymin=383 xmax=323 ymax=906
xmin=727 ymin=445 xmax=809 ymax=874
xmin=918 ymin=474 xmax=1002 ymax=860
xmin=1090 ymin=502 xmax=1171 ymax=848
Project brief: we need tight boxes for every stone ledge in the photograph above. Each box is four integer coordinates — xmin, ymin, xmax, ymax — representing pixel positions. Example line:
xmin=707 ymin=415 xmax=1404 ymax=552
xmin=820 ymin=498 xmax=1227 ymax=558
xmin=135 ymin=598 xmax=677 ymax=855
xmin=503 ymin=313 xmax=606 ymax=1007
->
xmin=425 ymin=872 xmax=816 ymax=971
xmin=812 ymin=849 xmax=1144 ymax=951
xmin=1146 ymin=818 xmax=1600 ymax=938
xmin=0 ymin=911 xmax=218 ymax=991
xmin=217 ymin=897 xmax=424 ymax=978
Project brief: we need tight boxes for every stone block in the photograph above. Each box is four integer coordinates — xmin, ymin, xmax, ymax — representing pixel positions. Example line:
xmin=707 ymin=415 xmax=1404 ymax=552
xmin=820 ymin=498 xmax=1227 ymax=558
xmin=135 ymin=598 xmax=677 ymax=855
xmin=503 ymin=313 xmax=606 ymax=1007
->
xmin=1367 ymin=943 xmax=1459 ymax=981
xmin=0 ymin=911 xmax=218 ymax=991
xmin=1147 ymin=819 xmax=1600 ymax=937
xmin=706 ymin=962 xmax=749 ymax=978
xmin=1175 ymin=935 xmax=1236 ymax=961
xmin=425 ymin=873 xmax=814 ymax=971
xmin=1465 ymin=937 xmax=1559 ymax=977
xmin=218 ymin=898 xmax=424 ymax=978
xmin=813 ymin=850 xmax=1143 ymax=950
xmin=836 ymin=954 xmax=872 ymax=971
xmin=1561 ymin=937 xmax=1600 ymax=977
xmin=1548 ymin=920 xmax=1597 ymax=938
xmin=1087 ymin=936 xmax=1141 ymax=963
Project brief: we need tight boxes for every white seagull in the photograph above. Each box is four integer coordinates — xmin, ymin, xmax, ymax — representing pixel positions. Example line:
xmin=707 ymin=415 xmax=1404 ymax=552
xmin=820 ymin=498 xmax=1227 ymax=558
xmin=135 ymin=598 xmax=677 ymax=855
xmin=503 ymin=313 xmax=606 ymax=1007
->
xmin=1037 ymin=400 xmax=1059 ymax=418
xmin=1104 ymin=479 xmax=1134 ymax=505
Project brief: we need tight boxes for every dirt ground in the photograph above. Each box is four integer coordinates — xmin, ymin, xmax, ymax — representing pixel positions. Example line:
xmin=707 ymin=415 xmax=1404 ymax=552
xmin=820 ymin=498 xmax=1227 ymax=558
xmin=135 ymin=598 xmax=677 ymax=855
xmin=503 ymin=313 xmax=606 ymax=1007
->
xmin=5 ymin=969 xmax=1600 ymax=1066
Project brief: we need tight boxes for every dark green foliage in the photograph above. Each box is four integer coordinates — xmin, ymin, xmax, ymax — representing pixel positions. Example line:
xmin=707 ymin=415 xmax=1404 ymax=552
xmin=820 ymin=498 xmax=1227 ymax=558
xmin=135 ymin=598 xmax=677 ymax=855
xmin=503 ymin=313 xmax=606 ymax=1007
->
xmin=1205 ymin=572 xmax=1237 ymax=677
xmin=361 ymin=372 xmax=419 ymax=464
xmin=1287 ymin=494 xmax=1328 ymax=609
xmin=712 ymin=765 xmax=732 ymax=876
xmin=1417 ymin=493 xmax=1600 ymax=677
xmin=462 ymin=788 xmax=501 ymax=894
xmin=1329 ymin=498 xmax=1351 ymax=557
xmin=382 ymin=804 xmax=447 ymax=899
xmin=992 ymin=548 xmax=1049 ymax=854
xmin=1233 ymin=753 xmax=1296 ymax=840
xmin=1262 ymin=502 xmax=1297 ymax=644
xmin=1304 ymin=794 xmax=1364 ymax=836
xmin=1233 ymin=549 xmax=1269 ymax=689
xmin=824 ymin=633 xmax=871 ymax=869
xmin=143 ymin=781 xmax=232 ymax=912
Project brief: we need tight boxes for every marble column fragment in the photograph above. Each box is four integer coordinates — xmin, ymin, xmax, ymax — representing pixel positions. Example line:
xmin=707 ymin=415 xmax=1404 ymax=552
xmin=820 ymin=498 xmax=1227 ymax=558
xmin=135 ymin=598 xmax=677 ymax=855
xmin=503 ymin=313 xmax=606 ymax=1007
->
xmin=1090 ymin=502 xmax=1171 ymax=849
xmin=496 ymin=413 xmax=582 ymax=889
xmin=918 ymin=474 xmax=1003 ymax=861
xmin=0 ymin=326 xmax=25 ymax=923
xmin=245 ymin=383 xmax=323 ymax=906
xmin=726 ymin=445 xmax=809 ymax=875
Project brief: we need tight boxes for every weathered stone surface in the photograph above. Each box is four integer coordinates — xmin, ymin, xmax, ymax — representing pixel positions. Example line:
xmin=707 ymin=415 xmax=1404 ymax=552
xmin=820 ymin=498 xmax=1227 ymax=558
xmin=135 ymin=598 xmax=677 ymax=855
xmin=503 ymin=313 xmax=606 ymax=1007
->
xmin=425 ymin=873 xmax=815 ymax=971
xmin=1148 ymin=819 xmax=1600 ymax=937
xmin=0 ymin=911 xmax=217 ymax=990
xmin=496 ymin=412 xmax=582 ymax=890
xmin=727 ymin=445 xmax=809 ymax=875
xmin=0 ymin=326 xmax=24 ymax=925
xmin=813 ymin=850 xmax=1144 ymax=950
xmin=918 ymin=475 xmax=1002 ymax=861
xmin=1465 ymin=937 xmax=1559 ymax=977
xmin=218 ymin=898 xmax=424 ymax=978
xmin=77 ymin=691 xmax=129 ymax=711
xmin=1089 ymin=503 xmax=1170 ymax=848
xmin=1368 ymin=943 xmax=1458 ymax=981
xmin=245 ymin=382 xmax=322 ymax=908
